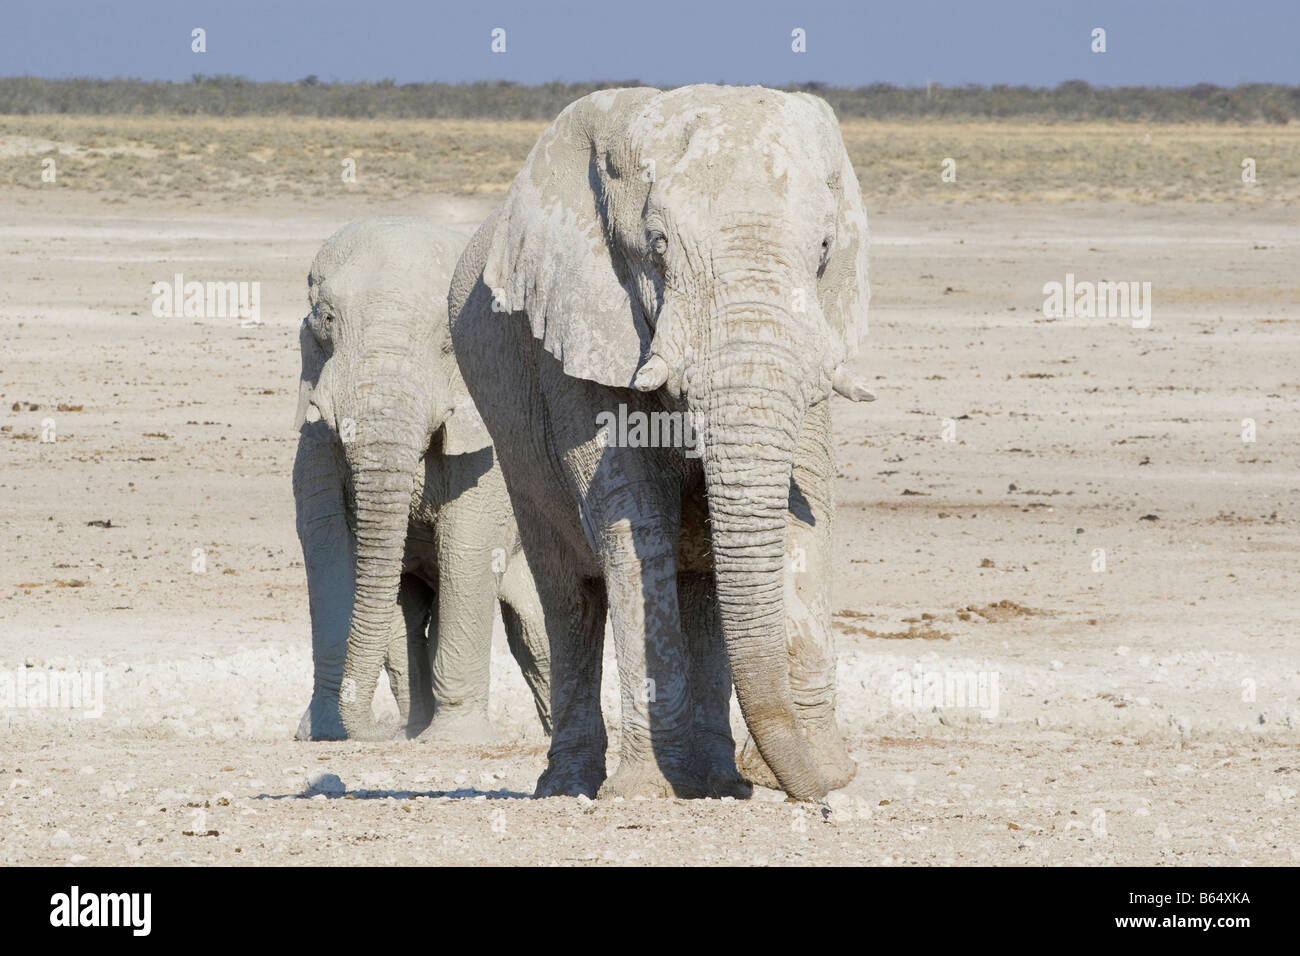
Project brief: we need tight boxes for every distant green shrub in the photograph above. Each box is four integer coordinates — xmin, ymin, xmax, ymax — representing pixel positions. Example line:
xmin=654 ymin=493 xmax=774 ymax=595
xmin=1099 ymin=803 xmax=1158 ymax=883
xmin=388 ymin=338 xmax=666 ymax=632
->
xmin=0 ymin=77 xmax=1295 ymax=123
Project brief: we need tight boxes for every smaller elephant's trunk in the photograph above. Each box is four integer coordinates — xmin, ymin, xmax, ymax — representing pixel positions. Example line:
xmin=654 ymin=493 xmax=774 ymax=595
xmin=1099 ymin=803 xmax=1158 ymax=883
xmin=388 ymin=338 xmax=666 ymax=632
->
xmin=337 ymin=408 xmax=428 ymax=739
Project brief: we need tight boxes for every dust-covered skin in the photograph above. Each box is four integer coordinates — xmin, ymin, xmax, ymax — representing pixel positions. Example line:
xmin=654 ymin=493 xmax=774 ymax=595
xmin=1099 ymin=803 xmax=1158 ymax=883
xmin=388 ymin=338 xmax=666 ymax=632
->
xmin=0 ymin=183 xmax=1296 ymax=864
xmin=292 ymin=218 xmax=550 ymax=743
xmin=453 ymin=86 xmax=874 ymax=802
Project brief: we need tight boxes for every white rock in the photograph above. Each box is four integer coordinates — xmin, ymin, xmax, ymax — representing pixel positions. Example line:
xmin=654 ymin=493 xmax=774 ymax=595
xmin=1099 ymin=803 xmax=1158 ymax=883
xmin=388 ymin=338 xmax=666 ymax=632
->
xmin=304 ymin=771 xmax=345 ymax=797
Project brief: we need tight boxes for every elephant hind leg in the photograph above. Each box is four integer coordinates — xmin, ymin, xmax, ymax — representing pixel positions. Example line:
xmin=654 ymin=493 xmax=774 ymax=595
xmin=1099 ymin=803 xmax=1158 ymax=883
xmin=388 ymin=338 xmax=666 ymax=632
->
xmin=499 ymin=555 xmax=553 ymax=735
xmin=385 ymin=573 xmax=434 ymax=738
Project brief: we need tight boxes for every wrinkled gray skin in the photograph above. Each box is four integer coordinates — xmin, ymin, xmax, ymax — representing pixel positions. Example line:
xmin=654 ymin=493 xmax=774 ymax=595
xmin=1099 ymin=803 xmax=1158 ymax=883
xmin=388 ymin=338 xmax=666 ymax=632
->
xmin=293 ymin=217 xmax=551 ymax=743
xmin=450 ymin=87 xmax=873 ymax=801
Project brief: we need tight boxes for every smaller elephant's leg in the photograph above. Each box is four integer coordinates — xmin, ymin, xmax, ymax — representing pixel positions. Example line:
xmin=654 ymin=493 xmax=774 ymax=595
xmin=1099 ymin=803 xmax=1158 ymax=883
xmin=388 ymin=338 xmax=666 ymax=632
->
xmin=419 ymin=520 xmax=499 ymax=743
xmin=498 ymin=553 xmax=553 ymax=735
xmin=737 ymin=401 xmax=856 ymax=790
xmin=679 ymin=571 xmax=750 ymax=799
xmin=384 ymin=573 xmax=434 ymax=738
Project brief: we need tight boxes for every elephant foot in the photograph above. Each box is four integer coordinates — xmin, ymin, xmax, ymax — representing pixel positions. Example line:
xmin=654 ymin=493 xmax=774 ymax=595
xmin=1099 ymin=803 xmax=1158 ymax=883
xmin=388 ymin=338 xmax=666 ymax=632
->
xmin=415 ymin=705 xmax=494 ymax=744
xmin=294 ymin=697 xmax=346 ymax=742
xmin=703 ymin=767 xmax=753 ymax=800
xmin=354 ymin=720 xmax=403 ymax=742
xmin=693 ymin=732 xmax=753 ymax=799
xmin=811 ymin=727 xmax=858 ymax=790
xmin=535 ymin=753 xmax=606 ymax=799
xmin=403 ymin=711 xmax=434 ymax=739
xmin=598 ymin=756 xmax=707 ymax=800
xmin=737 ymin=722 xmax=857 ymax=792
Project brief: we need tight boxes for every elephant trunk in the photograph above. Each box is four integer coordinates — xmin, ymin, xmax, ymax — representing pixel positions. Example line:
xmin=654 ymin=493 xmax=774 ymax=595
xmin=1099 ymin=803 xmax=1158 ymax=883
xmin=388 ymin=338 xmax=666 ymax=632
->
xmin=696 ymin=327 xmax=828 ymax=802
xmin=336 ymin=386 xmax=431 ymax=738
xmin=292 ymin=431 xmax=352 ymax=709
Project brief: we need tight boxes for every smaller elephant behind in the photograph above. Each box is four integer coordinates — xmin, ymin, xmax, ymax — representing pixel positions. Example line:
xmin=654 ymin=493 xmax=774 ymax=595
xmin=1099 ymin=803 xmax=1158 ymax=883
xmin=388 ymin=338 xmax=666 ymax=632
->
xmin=292 ymin=216 xmax=550 ymax=743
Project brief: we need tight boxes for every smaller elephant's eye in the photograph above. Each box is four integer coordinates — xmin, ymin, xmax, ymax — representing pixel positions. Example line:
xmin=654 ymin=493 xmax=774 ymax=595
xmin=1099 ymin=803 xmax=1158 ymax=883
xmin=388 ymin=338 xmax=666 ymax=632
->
xmin=648 ymin=231 xmax=668 ymax=257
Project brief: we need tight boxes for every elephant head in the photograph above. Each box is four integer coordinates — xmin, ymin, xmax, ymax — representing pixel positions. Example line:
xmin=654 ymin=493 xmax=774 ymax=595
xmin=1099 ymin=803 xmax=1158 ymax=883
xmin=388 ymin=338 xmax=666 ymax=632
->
xmin=294 ymin=217 xmax=490 ymax=738
xmin=482 ymin=86 xmax=870 ymax=800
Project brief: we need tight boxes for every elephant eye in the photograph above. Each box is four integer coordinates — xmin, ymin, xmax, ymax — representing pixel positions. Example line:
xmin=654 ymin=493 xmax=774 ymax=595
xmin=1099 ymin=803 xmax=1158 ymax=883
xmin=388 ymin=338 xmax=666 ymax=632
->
xmin=648 ymin=231 xmax=667 ymax=257
xmin=310 ymin=307 xmax=335 ymax=343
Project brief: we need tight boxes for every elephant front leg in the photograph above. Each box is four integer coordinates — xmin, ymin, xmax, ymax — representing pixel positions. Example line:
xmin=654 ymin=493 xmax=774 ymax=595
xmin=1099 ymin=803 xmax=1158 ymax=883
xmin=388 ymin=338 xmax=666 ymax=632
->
xmin=594 ymin=481 xmax=702 ymax=800
xmin=737 ymin=401 xmax=857 ymax=790
xmin=533 ymin=570 xmax=608 ymax=798
xmin=384 ymin=574 xmax=434 ymax=738
xmin=418 ymin=533 xmax=498 ymax=744
xmin=679 ymin=570 xmax=751 ymax=799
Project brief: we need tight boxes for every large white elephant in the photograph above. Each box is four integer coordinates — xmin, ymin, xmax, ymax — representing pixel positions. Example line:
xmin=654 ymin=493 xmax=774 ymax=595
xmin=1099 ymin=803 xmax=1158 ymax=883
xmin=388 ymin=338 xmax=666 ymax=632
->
xmin=450 ymin=87 xmax=872 ymax=801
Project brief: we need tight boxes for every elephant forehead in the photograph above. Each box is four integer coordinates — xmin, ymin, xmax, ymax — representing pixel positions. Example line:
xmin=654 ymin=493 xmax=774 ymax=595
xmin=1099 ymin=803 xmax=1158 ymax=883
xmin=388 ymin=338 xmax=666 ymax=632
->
xmin=658 ymin=141 xmax=825 ymax=218
xmin=637 ymin=92 xmax=831 ymax=205
xmin=314 ymin=241 xmax=458 ymax=310
xmin=314 ymin=217 xmax=461 ymax=277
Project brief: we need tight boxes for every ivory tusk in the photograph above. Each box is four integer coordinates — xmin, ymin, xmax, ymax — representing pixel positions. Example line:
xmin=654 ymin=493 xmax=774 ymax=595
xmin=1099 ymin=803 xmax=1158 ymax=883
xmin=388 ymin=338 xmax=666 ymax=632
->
xmin=633 ymin=353 xmax=669 ymax=391
xmin=831 ymin=366 xmax=876 ymax=402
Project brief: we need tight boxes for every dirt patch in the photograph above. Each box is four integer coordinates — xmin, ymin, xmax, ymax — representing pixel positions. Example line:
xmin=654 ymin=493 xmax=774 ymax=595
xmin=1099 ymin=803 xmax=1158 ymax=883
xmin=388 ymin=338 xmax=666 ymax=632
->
xmin=957 ymin=600 xmax=1045 ymax=623
xmin=835 ymin=612 xmax=953 ymax=641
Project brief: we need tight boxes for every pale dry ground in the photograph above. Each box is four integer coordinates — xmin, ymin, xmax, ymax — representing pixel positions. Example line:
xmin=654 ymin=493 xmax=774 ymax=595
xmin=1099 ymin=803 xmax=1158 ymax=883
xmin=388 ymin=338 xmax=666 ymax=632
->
xmin=1 ymin=176 xmax=1298 ymax=864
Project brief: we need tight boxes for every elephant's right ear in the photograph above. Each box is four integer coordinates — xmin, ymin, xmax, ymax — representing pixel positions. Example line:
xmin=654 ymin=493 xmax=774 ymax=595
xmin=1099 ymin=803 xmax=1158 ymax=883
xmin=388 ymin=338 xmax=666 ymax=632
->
xmin=293 ymin=319 xmax=326 ymax=432
xmin=482 ymin=88 xmax=659 ymax=389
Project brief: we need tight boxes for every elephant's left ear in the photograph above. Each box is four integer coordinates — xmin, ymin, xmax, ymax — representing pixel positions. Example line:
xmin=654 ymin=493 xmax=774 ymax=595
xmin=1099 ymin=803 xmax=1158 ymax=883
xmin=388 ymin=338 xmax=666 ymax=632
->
xmin=440 ymin=341 xmax=493 ymax=455
xmin=808 ymin=97 xmax=870 ymax=363
xmin=482 ymin=88 xmax=661 ymax=389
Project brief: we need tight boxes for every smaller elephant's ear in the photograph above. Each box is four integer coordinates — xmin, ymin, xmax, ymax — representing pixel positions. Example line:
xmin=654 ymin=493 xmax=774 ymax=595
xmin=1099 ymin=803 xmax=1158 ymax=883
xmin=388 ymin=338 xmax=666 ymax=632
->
xmin=439 ymin=341 xmax=493 ymax=455
xmin=294 ymin=319 xmax=326 ymax=432
xmin=482 ymin=88 xmax=660 ymax=388
xmin=808 ymin=98 xmax=870 ymax=364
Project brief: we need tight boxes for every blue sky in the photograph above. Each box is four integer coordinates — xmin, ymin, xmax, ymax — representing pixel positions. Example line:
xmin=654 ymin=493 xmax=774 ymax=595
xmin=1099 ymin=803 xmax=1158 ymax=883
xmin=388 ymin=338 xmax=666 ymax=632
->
xmin=3 ymin=0 xmax=1295 ymax=87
